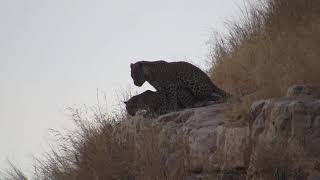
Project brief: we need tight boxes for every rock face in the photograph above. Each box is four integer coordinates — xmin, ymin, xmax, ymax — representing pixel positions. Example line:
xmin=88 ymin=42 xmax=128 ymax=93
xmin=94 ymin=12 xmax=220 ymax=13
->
xmin=149 ymin=85 xmax=320 ymax=180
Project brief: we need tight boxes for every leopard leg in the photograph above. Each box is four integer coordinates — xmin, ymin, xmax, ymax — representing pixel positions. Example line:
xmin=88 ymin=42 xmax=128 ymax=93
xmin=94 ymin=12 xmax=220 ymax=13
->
xmin=164 ymin=84 xmax=178 ymax=112
xmin=156 ymin=90 xmax=171 ymax=115
xmin=177 ymin=88 xmax=197 ymax=108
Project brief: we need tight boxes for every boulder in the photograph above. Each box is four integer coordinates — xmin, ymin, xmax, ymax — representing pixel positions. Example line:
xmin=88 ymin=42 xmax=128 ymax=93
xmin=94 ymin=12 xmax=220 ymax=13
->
xmin=155 ymin=102 xmax=250 ymax=178
xmin=286 ymin=84 xmax=320 ymax=98
xmin=248 ymin=95 xmax=320 ymax=179
xmin=134 ymin=85 xmax=320 ymax=179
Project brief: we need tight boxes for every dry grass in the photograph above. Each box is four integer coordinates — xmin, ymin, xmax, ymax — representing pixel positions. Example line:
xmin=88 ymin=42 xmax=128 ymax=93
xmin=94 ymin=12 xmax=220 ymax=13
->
xmin=209 ymin=0 xmax=320 ymax=118
xmin=14 ymin=107 xmax=191 ymax=180
xmin=2 ymin=90 xmax=192 ymax=180
xmin=248 ymin=143 xmax=307 ymax=180
xmin=1 ymin=161 xmax=28 ymax=180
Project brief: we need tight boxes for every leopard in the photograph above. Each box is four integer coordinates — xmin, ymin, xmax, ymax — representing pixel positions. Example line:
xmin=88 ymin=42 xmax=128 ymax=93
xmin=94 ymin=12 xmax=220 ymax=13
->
xmin=124 ymin=90 xmax=165 ymax=116
xmin=124 ymin=89 xmax=197 ymax=116
xmin=130 ymin=60 xmax=229 ymax=113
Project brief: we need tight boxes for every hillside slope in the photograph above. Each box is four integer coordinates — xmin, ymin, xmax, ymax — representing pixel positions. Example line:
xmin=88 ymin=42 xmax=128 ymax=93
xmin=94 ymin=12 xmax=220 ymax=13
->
xmin=6 ymin=85 xmax=318 ymax=180
xmin=3 ymin=0 xmax=320 ymax=179
xmin=209 ymin=0 xmax=320 ymax=117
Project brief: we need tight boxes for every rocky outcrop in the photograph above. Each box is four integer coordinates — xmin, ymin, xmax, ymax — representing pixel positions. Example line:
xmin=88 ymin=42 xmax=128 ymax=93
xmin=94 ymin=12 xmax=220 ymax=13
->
xmin=146 ymin=85 xmax=320 ymax=180
xmin=248 ymin=96 xmax=320 ymax=179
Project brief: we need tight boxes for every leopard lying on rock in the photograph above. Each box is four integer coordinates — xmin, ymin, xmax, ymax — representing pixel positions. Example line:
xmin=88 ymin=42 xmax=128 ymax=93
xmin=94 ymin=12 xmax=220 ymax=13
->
xmin=130 ymin=60 xmax=229 ymax=113
xmin=124 ymin=90 xmax=164 ymax=116
xmin=124 ymin=89 xmax=198 ymax=116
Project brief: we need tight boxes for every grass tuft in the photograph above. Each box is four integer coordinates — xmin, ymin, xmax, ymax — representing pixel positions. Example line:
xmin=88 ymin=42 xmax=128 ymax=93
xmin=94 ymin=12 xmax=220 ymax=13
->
xmin=209 ymin=0 xmax=320 ymax=118
xmin=28 ymin=107 xmax=191 ymax=180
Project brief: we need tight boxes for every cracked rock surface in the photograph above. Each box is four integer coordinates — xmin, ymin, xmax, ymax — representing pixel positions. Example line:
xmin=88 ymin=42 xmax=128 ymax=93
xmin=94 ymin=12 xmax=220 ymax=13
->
xmin=135 ymin=85 xmax=320 ymax=180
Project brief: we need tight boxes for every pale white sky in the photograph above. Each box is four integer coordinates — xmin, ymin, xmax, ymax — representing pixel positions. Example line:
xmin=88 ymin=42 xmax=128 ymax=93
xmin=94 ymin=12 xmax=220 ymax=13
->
xmin=0 ymin=0 xmax=245 ymax=175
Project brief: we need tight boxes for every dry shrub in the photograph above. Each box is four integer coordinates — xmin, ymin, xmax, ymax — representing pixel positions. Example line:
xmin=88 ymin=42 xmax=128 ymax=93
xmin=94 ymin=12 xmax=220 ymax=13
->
xmin=209 ymin=0 xmax=320 ymax=118
xmin=1 ymin=161 xmax=27 ymax=180
xmin=248 ymin=143 xmax=307 ymax=180
xmin=28 ymin=107 xmax=191 ymax=180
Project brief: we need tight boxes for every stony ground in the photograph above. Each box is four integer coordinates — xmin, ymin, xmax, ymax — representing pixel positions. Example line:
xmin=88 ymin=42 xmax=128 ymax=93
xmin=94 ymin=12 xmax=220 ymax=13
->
xmin=133 ymin=85 xmax=320 ymax=180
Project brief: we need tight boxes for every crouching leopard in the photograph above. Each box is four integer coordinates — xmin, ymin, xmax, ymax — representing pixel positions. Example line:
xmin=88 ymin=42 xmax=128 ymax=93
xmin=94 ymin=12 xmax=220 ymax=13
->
xmin=124 ymin=89 xmax=197 ymax=116
xmin=124 ymin=90 xmax=164 ymax=116
xmin=130 ymin=60 xmax=228 ymax=113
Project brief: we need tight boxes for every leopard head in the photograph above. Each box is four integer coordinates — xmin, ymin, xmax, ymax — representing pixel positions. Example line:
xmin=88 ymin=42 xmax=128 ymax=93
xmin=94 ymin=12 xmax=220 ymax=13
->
xmin=124 ymin=99 xmax=139 ymax=116
xmin=130 ymin=61 xmax=152 ymax=87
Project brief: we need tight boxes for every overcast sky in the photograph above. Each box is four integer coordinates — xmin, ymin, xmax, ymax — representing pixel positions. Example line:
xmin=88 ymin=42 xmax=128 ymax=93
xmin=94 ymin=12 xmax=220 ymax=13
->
xmin=0 ymin=0 xmax=245 ymax=175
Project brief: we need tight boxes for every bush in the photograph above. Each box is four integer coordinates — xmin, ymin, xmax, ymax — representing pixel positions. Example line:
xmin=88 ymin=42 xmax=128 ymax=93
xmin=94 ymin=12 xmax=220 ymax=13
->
xmin=28 ymin=107 xmax=191 ymax=180
xmin=209 ymin=0 xmax=320 ymax=117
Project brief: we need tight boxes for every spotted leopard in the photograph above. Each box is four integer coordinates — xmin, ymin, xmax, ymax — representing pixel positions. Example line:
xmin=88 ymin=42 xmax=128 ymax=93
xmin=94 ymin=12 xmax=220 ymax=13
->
xmin=124 ymin=90 xmax=165 ymax=116
xmin=130 ymin=60 xmax=228 ymax=113
xmin=124 ymin=89 xmax=197 ymax=116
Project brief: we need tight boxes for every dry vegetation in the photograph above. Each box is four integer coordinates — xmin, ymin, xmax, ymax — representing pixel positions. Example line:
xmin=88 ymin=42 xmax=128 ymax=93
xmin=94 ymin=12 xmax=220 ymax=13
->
xmin=3 ymin=107 xmax=191 ymax=180
xmin=30 ymin=108 xmax=191 ymax=180
xmin=209 ymin=0 xmax=320 ymax=118
xmin=1 ymin=161 xmax=28 ymax=180
xmin=248 ymin=142 xmax=308 ymax=180
xmin=3 ymin=0 xmax=320 ymax=179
